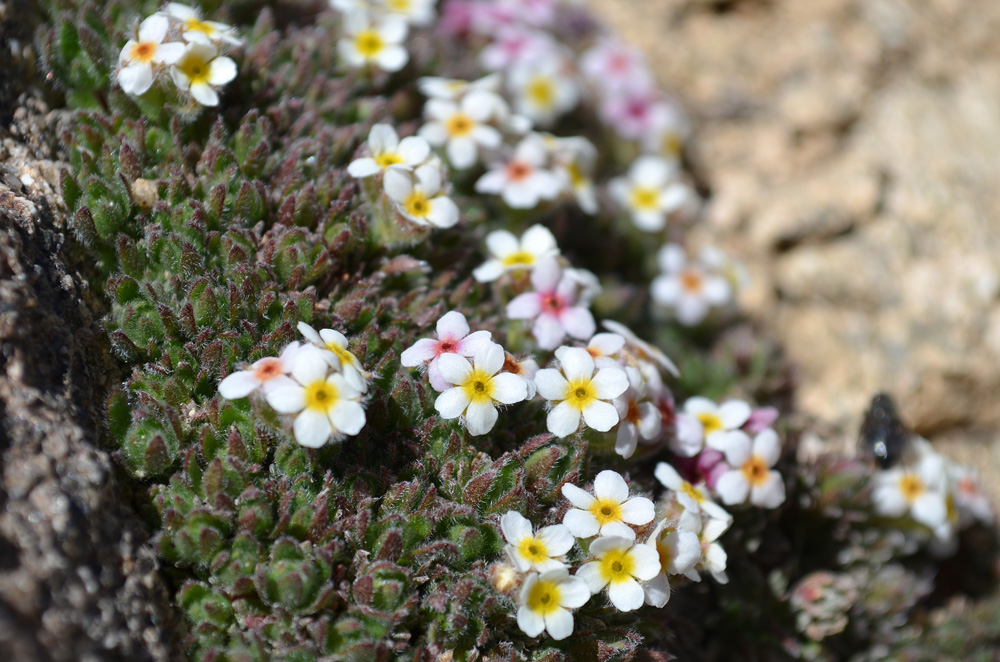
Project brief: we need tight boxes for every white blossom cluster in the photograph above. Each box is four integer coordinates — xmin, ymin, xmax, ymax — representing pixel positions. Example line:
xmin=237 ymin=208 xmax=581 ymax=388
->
xmin=331 ymin=0 xmax=439 ymax=73
xmin=217 ymin=322 xmax=370 ymax=448
xmin=117 ymin=3 xmax=240 ymax=106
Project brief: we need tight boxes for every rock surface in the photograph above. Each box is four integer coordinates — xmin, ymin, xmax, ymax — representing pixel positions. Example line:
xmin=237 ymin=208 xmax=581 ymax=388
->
xmin=588 ymin=0 xmax=1000 ymax=482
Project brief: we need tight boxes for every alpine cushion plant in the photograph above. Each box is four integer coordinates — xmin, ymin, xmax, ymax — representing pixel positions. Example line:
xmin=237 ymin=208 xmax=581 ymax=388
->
xmin=32 ymin=0 xmax=1000 ymax=659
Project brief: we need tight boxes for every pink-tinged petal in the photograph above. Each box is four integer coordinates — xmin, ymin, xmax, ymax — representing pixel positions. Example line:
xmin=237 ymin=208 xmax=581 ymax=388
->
xmin=329 ymin=399 xmax=366 ymax=436
xmin=620 ymin=497 xmax=655 ymax=526
xmin=434 ymin=387 xmax=470 ymax=419
xmin=593 ymin=470 xmax=629 ymax=502
xmin=720 ymin=431 xmax=752 ymax=466
xmin=437 ymin=353 xmax=473 ymax=386
xmin=561 ymin=483 xmax=596 ymax=509
xmin=347 ymin=157 xmax=380 ymax=178
xmin=506 ymin=292 xmax=542 ymax=320
xmin=465 ymin=399 xmax=498 ymax=435
xmin=530 ymin=256 xmax=562 ymax=292
xmin=537 ymin=524 xmax=574 ymax=556
xmin=500 ymin=511 xmax=533 ymax=543
xmin=427 ymin=359 xmax=450 ymax=392
xmin=575 ymin=560 xmax=608 ymax=593
xmin=491 ymin=373 xmax=528 ymax=404
xmin=265 ymin=382 xmax=305 ymax=414
xmin=744 ymin=406 xmax=780 ymax=433
xmin=629 ymin=544 xmax=662 ymax=580
xmin=560 ymin=306 xmax=596 ymax=341
xmin=643 ymin=573 xmax=671 ymax=608
xmin=591 ymin=366 xmax=629 ymax=399
xmin=555 ymin=346 xmax=594 ymax=382
xmin=533 ymin=314 xmax=566 ymax=350
xmin=718 ymin=400 xmax=752 ymax=430
xmin=293 ymin=409 xmax=332 ymax=448
xmin=557 ymin=574 xmax=591 ymax=608
xmin=607 ymin=577 xmax=644 ymax=612
xmin=582 ymin=400 xmax=619 ymax=432
xmin=547 ymin=401 xmax=581 ymax=437
xmin=752 ymin=428 xmax=782 ymax=467
xmin=218 ymin=370 xmax=260 ymax=399
xmin=534 ymin=368 xmax=568 ymax=401
xmin=400 ymin=337 xmax=439 ymax=366
xmin=750 ymin=472 xmax=785 ymax=509
xmin=436 ymin=310 xmax=470 ymax=339
xmin=715 ymin=471 xmax=750 ymax=506
xmin=485 ymin=229 xmax=519 ymax=258
xmin=516 ymin=605 xmax=545 ymax=637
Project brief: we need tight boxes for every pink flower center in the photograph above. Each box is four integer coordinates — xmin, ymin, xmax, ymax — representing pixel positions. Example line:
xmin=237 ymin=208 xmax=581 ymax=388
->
xmin=253 ymin=358 xmax=284 ymax=381
xmin=627 ymin=100 xmax=649 ymax=119
xmin=437 ymin=338 xmax=459 ymax=354
xmin=506 ymin=161 xmax=533 ymax=182
xmin=541 ymin=293 xmax=565 ymax=314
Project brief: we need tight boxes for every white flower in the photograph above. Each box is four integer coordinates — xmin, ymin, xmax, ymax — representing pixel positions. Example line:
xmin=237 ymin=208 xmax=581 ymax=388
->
xmin=872 ymin=452 xmax=950 ymax=531
xmin=576 ymin=536 xmax=661 ymax=612
xmin=642 ymin=101 xmax=691 ymax=159
xmin=377 ymin=0 xmax=437 ymax=27
xmin=399 ymin=310 xmax=492 ymax=391
xmin=609 ymin=156 xmax=688 ymax=232
xmin=547 ymin=135 xmax=598 ymax=215
xmin=950 ymin=465 xmax=994 ymax=526
xmin=218 ymin=342 xmax=300 ymax=400
xmin=338 ymin=8 xmax=409 ymax=72
xmin=560 ymin=469 xmax=654 ymax=540
xmin=347 ymin=124 xmax=430 ymax=178
xmin=472 ymin=224 xmax=559 ymax=283
xmin=612 ymin=367 xmax=662 ymax=459
xmin=641 ymin=518 xmax=701 ymax=607
xmin=673 ymin=396 xmax=751 ymax=456
xmin=165 ymin=3 xmax=241 ymax=45
xmin=506 ymin=258 xmax=595 ymax=350
xmin=516 ymin=569 xmax=590 ymax=640
xmin=584 ymin=332 xmax=625 ymax=366
xmin=418 ymin=73 xmax=501 ymax=100
xmin=475 ymin=134 xmax=561 ymax=209
xmin=651 ymin=243 xmax=732 ymax=326
xmin=654 ymin=461 xmax=732 ymax=524
xmin=507 ymin=56 xmax=580 ymax=127
xmin=418 ymin=91 xmax=503 ymax=169
xmin=715 ymin=429 xmax=786 ymax=509
xmin=117 ymin=14 xmax=185 ymax=96
xmin=535 ymin=347 xmax=628 ymax=438
xmin=602 ymin=319 xmax=680 ymax=379
xmin=296 ymin=322 xmax=370 ymax=393
xmin=169 ymin=41 xmax=237 ymax=107
xmin=433 ymin=343 xmax=528 ymax=435
xmin=696 ymin=516 xmax=730 ymax=584
xmin=500 ymin=511 xmax=574 ymax=573
xmin=264 ymin=347 xmax=366 ymax=447
xmin=383 ymin=164 xmax=459 ymax=228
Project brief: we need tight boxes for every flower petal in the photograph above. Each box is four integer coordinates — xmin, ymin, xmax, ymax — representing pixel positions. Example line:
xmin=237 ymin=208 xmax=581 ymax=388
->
xmin=715 ymin=470 xmax=750 ymax=506
xmin=434 ymin=387 xmax=470 ymax=419
xmin=752 ymin=428 xmax=782 ymax=467
xmin=750 ymin=471 xmax=786 ymax=509
xmin=218 ymin=370 xmax=259 ymax=400
xmin=547 ymin=400 xmax=581 ymax=437
xmin=718 ymin=400 xmax=752 ymax=430
xmin=436 ymin=310 xmax=470 ymax=339
xmin=575 ymin=560 xmax=608 ymax=593
xmin=294 ymin=409 xmax=332 ymax=448
xmin=620 ymin=497 xmax=655 ymax=526
xmin=464 ymin=399 xmax=498 ymax=435
xmin=581 ymin=399 xmax=620 ymax=432
xmin=533 ymin=368 xmax=569 ymax=401
xmin=558 ymin=575 xmax=592 ymax=608
xmin=491 ymin=373 xmax=528 ymax=404
xmin=400 ymin=337 xmax=438 ymax=366
xmin=436 ymin=352 xmax=473 ymax=385
xmin=607 ymin=577 xmax=644 ymax=612
xmin=591 ymin=366 xmax=629 ymax=399
xmin=561 ymin=483 xmax=596 ymax=509
xmin=265 ymin=382 xmax=305 ymax=414
xmin=347 ymin=157 xmax=380 ymax=178
xmin=544 ymin=607 xmax=574 ymax=640
xmin=537 ymin=524 xmax=574 ymax=556
xmin=500 ymin=511 xmax=532 ymax=544
xmin=593 ymin=470 xmax=629 ymax=502
xmin=208 ymin=56 xmax=237 ymax=85
xmin=555 ymin=346 xmax=594 ymax=382
xmin=329 ymin=399 xmax=366 ymax=436
xmin=516 ymin=605 xmax=545 ymax=637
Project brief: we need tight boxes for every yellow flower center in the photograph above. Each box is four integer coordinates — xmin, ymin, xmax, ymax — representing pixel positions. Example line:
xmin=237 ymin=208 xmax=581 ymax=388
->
xmin=355 ymin=29 xmax=385 ymax=58
xmin=656 ymin=538 xmax=675 ymax=571
xmin=679 ymin=480 xmax=706 ymax=505
xmin=588 ymin=497 xmax=623 ymax=526
xmin=500 ymin=250 xmax=534 ymax=268
xmin=374 ymin=152 xmax=402 ymax=168
xmin=184 ymin=18 xmax=216 ymax=36
xmin=304 ymin=379 xmax=338 ymax=412
xmin=445 ymin=113 xmax=475 ymax=137
xmin=130 ymin=41 xmax=157 ymax=63
xmin=178 ymin=53 xmax=212 ymax=86
xmin=567 ymin=162 xmax=586 ymax=189
xmin=898 ymin=473 xmax=925 ymax=503
xmin=324 ymin=341 xmax=356 ymax=369
xmin=741 ymin=456 xmax=770 ymax=487
xmin=696 ymin=412 xmax=723 ymax=437
xmin=680 ymin=269 xmax=704 ymax=293
xmin=597 ymin=548 xmax=636 ymax=584
xmin=403 ymin=191 xmax=431 ymax=219
xmin=526 ymin=75 xmax=555 ymax=109
xmin=564 ymin=378 xmax=596 ymax=411
xmin=526 ymin=579 xmax=562 ymax=617
xmin=629 ymin=186 xmax=660 ymax=212
xmin=516 ymin=536 xmax=550 ymax=564
xmin=461 ymin=367 xmax=496 ymax=404
xmin=387 ymin=0 xmax=411 ymax=10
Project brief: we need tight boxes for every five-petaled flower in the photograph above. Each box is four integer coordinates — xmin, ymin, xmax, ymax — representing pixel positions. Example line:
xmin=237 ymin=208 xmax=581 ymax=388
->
xmin=651 ymin=243 xmax=733 ymax=326
xmin=576 ymin=536 xmax=661 ymax=612
xmin=384 ymin=164 xmax=460 ymax=228
xmin=347 ymin=124 xmax=431 ymax=178
xmin=473 ymin=224 xmax=559 ymax=283
xmin=338 ymin=8 xmax=410 ymax=72
xmin=297 ymin=322 xmax=370 ymax=393
xmin=516 ymin=569 xmax=591 ymax=640
xmin=610 ymin=156 xmax=688 ymax=232
xmin=433 ymin=343 xmax=528 ymax=435
xmin=534 ymin=346 xmax=627 ymax=437
xmin=169 ymin=41 xmax=237 ymax=107
xmin=561 ymin=469 xmax=654 ymax=540
xmin=715 ymin=429 xmax=786 ymax=509
xmin=475 ymin=134 xmax=562 ymax=209
xmin=400 ymin=311 xmax=492 ymax=392
xmin=500 ymin=511 xmax=574 ymax=573
xmin=506 ymin=258 xmax=596 ymax=350
xmin=117 ymin=14 xmax=185 ymax=96
xmin=419 ymin=91 xmax=503 ymax=169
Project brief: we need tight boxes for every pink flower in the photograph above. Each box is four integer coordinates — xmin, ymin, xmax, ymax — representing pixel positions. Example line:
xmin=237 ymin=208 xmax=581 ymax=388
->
xmin=479 ymin=25 xmax=555 ymax=71
xmin=580 ymin=39 xmax=653 ymax=92
xmin=400 ymin=311 xmax=493 ymax=391
xmin=507 ymin=258 xmax=596 ymax=350
xmin=600 ymin=90 xmax=672 ymax=141
xmin=744 ymin=406 xmax=779 ymax=433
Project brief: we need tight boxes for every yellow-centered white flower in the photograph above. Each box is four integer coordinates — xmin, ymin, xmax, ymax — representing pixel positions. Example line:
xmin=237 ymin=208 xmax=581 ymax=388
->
xmin=576 ymin=536 xmax=661 ymax=612
xmin=434 ymin=343 xmax=528 ymax=435
xmin=347 ymin=124 xmax=431 ymax=178
xmin=165 ymin=3 xmax=241 ymax=45
xmin=383 ymin=163 xmax=459 ymax=228
xmin=500 ymin=511 xmax=574 ymax=573
xmin=609 ymin=156 xmax=688 ymax=232
xmin=168 ymin=41 xmax=237 ymax=107
xmin=534 ymin=346 xmax=628 ymax=438
xmin=377 ymin=0 xmax=437 ymax=27
xmin=516 ymin=569 xmax=591 ymax=640
xmin=297 ymin=322 xmax=370 ymax=393
xmin=654 ymin=461 xmax=732 ymax=524
xmin=264 ymin=346 xmax=366 ymax=448
xmin=418 ymin=91 xmax=503 ymax=170
xmin=715 ymin=429 xmax=786 ymax=509
xmin=872 ymin=451 xmax=949 ymax=531
xmin=337 ymin=8 xmax=409 ymax=72
xmin=472 ymin=224 xmax=559 ymax=283
xmin=561 ymin=469 xmax=654 ymax=541
xmin=117 ymin=14 xmax=185 ymax=96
